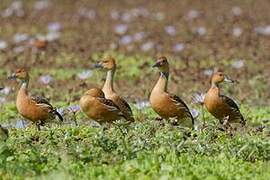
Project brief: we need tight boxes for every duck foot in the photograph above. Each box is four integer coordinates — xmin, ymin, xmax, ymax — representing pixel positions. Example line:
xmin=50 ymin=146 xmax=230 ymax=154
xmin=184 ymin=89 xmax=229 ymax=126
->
xmin=155 ymin=117 xmax=163 ymax=121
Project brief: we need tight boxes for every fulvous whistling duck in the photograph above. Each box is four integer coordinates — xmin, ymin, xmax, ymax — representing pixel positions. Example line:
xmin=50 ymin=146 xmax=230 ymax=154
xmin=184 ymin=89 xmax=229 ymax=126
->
xmin=204 ymin=71 xmax=245 ymax=125
xmin=8 ymin=68 xmax=63 ymax=130
xmin=0 ymin=125 xmax=8 ymax=141
xmin=94 ymin=57 xmax=134 ymax=122
xmin=31 ymin=39 xmax=48 ymax=50
xmin=150 ymin=56 xmax=194 ymax=128
xmin=80 ymin=87 xmax=127 ymax=123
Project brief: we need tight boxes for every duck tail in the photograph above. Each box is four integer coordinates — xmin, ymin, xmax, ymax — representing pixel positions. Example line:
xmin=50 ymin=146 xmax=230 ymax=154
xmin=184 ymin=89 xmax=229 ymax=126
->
xmin=51 ymin=109 xmax=64 ymax=122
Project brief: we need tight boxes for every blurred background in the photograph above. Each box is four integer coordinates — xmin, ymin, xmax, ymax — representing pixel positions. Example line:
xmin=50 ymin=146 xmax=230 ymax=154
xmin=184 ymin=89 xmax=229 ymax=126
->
xmin=0 ymin=0 xmax=269 ymax=107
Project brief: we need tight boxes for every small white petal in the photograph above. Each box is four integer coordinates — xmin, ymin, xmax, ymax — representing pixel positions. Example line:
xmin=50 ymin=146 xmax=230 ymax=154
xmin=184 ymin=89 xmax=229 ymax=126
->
xmin=187 ymin=10 xmax=200 ymax=20
xmin=173 ymin=43 xmax=185 ymax=52
xmin=141 ymin=41 xmax=154 ymax=52
xmin=114 ymin=24 xmax=128 ymax=35
xmin=0 ymin=40 xmax=8 ymax=50
xmin=110 ymin=10 xmax=120 ymax=20
xmin=135 ymin=100 xmax=150 ymax=109
xmin=196 ymin=27 xmax=207 ymax=36
xmin=203 ymin=69 xmax=213 ymax=76
xmin=34 ymin=0 xmax=50 ymax=11
xmin=232 ymin=27 xmax=243 ymax=37
xmin=133 ymin=32 xmax=145 ymax=42
xmin=48 ymin=22 xmax=61 ymax=32
xmin=231 ymin=59 xmax=244 ymax=69
xmin=165 ymin=26 xmax=176 ymax=36
xmin=232 ymin=6 xmax=242 ymax=16
xmin=0 ymin=87 xmax=11 ymax=95
xmin=13 ymin=33 xmax=29 ymax=43
xmin=39 ymin=75 xmax=53 ymax=85
xmin=77 ymin=70 xmax=93 ymax=80
xmin=119 ymin=35 xmax=133 ymax=45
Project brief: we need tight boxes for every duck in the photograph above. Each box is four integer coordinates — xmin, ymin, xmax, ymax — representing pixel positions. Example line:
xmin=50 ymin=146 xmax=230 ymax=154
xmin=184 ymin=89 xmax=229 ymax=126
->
xmin=94 ymin=57 xmax=134 ymax=122
xmin=0 ymin=125 xmax=8 ymax=141
xmin=149 ymin=56 xmax=194 ymax=128
xmin=204 ymin=71 xmax=245 ymax=125
xmin=8 ymin=68 xmax=63 ymax=130
xmin=80 ymin=87 xmax=127 ymax=123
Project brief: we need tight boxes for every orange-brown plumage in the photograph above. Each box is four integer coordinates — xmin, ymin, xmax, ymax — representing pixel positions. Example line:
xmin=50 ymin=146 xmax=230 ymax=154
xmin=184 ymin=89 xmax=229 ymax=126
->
xmin=8 ymin=68 xmax=63 ymax=129
xmin=149 ymin=56 xmax=194 ymax=128
xmin=204 ymin=71 xmax=245 ymax=125
xmin=94 ymin=57 xmax=134 ymax=122
xmin=80 ymin=88 xmax=126 ymax=123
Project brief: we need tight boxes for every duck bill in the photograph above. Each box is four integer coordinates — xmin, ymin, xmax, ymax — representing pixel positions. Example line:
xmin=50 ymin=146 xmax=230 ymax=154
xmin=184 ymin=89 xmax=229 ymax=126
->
xmin=7 ymin=73 xmax=17 ymax=80
xmin=93 ymin=62 xmax=103 ymax=69
xmin=224 ymin=75 xmax=238 ymax=84
xmin=152 ymin=62 xmax=161 ymax=68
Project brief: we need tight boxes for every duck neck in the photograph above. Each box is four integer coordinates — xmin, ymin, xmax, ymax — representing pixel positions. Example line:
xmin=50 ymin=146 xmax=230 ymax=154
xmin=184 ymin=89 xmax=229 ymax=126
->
xmin=18 ymin=78 xmax=29 ymax=97
xmin=210 ymin=82 xmax=220 ymax=96
xmin=103 ymin=69 xmax=115 ymax=94
xmin=154 ymin=72 xmax=169 ymax=92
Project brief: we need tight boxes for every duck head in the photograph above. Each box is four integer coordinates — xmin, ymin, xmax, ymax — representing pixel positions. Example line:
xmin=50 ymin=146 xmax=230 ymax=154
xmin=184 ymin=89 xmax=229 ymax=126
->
xmin=8 ymin=68 xmax=29 ymax=82
xmin=152 ymin=56 xmax=169 ymax=75
xmin=94 ymin=57 xmax=116 ymax=71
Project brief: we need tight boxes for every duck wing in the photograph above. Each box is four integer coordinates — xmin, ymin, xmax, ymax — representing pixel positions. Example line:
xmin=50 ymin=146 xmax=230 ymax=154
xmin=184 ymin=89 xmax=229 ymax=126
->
xmin=31 ymin=96 xmax=63 ymax=122
xmin=169 ymin=94 xmax=194 ymax=124
xmin=97 ymin=97 xmax=121 ymax=112
xmin=31 ymin=96 xmax=53 ymax=109
xmin=221 ymin=95 xmax=245 ymax=125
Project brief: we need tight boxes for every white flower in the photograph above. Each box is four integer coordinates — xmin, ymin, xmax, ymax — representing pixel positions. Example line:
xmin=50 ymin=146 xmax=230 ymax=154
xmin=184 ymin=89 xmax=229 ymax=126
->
xmin=78 ymin=8 xmax=96 ymax=19
xmin=46 ymin=31 xmax=60 ymax=41
xmin=173 ymin=43 xmax=185 ymax=52
xmin=39 ymin=75 xmax=53 ymax=85
xmin=13 ymin=33 xmax=28 ymax=43
xmin=67 ymin=105 xmax=81 ymax=113
xmin=231 ymin=59 xmax=244 ymax=69
xmin=133 ymin=32 xmax=145 ymax=42
xmin=0 ymin=40 xmax=8 ymax=50
xmin=190 ymin=109 xmax=200 ymax=118
xmin=165 ymin=26 xmax=176 ymax=36
xmin=232 ymin=27 xmax=243 ymax=37
xmin=192 ymin=92 xmax=205 ymax=105
xmin=34 ymin=0 xmax=50 ymax=11
xmin=114 ymin=24 xmax=128 ymax=35
xmin=110 ymin=10 xmax=120 ymax=20
xmin=196 ymin=27 xmax=207 ymax=36
xmin=153 ymin=12 xmax=165 ymax=21
xmin=121 ymin=12 xmax=132 ymax=22
xmin=141 ymin=41 xmax=154 ymax=52
xmin=135 ymin=100 xmax=150 ymax=109
xmin=77 ymin=70 xmax=93 ymax=80
xmin=0 ymin=87 xmax=11 ymax=95
xmin=48 ymin=22 xmax=61 ymax=32
xmin=254 ymin=25 xmax=270 ymax=36
xmin=232 ymin=6 xmax=242 ymax=16
xmin=187 ymin=10 xmax=200 ymax=20
xmin=203 ymin=69 xmax=213 ymax=76
xmin=119 ymin=35 xmax=133 ymax=45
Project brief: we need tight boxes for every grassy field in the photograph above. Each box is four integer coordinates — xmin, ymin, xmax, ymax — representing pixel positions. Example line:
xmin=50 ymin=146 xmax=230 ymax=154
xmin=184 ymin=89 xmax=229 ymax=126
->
xmin=0 ymin=106 xmax=270 ymax=179
xmin=1 ymin=0 xmax=270 ymax=179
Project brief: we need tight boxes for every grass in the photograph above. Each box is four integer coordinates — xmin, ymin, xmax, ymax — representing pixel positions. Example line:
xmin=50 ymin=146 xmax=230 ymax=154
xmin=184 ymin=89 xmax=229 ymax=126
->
xmin=0 ymin=105 xmax=269 ymax=179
